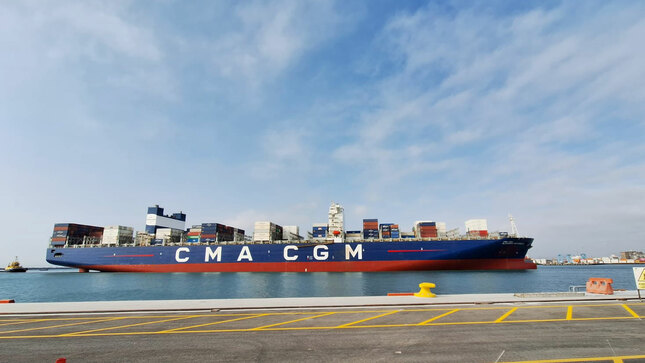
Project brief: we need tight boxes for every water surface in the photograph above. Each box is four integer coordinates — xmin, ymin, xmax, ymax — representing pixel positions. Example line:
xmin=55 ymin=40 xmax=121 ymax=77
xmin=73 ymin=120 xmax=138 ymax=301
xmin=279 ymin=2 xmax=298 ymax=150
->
xmin=1 ymin=265 xmax=639 ymax=302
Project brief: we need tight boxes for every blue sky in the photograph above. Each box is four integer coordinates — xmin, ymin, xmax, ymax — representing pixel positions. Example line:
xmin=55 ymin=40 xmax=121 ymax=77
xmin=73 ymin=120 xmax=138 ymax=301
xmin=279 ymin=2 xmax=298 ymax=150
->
xmin=2 ymin=0 xmax=644 ymax=265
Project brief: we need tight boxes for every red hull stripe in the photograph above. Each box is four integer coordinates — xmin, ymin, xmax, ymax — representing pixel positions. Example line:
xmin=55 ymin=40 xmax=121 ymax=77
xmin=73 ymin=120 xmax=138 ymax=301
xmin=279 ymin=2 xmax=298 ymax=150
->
xmin=387 ymin=249 xmax=445 ymax=253
xmin=104 ymin=254 xmax=155 ymax=258
xmin=84 ymin=259 xmax=537 ymax=273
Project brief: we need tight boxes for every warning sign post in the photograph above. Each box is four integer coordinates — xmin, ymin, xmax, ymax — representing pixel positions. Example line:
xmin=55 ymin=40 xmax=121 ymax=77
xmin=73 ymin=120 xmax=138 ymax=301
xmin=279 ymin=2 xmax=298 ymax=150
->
xmin=634 ymin=267 xmax=645 ymax=299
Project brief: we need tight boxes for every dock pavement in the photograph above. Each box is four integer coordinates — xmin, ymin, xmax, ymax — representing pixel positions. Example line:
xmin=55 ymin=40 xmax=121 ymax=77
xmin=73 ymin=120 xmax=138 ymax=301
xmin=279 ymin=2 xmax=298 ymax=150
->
xmin=0 ymin=291 xmax=643 ymax=362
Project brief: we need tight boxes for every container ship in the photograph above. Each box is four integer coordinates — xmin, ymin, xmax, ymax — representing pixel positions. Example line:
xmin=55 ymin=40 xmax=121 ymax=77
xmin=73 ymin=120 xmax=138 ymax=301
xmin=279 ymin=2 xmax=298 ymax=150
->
xmin=46 ymin=203 xmax=536 ymax=272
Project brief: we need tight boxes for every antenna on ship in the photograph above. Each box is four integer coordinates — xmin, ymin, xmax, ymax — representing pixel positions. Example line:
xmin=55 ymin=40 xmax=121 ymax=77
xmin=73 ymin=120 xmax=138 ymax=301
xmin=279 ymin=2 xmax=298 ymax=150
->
xmin=509 ymin=214 xmax=519 ymax=237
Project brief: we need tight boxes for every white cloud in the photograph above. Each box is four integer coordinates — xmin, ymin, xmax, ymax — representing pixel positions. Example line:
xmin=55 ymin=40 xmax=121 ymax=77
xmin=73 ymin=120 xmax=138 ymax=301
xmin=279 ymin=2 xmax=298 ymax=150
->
xmin=330 ymin=2 xmax=645 ymax=255
xmin=207 ymin=0 xmax=345 ymax=88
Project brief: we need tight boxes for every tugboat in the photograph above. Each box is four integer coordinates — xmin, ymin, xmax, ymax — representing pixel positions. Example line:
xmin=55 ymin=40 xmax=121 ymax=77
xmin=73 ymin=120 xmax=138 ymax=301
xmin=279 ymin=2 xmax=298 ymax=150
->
xmin=5 ymin=257 xmax=27 ymax=272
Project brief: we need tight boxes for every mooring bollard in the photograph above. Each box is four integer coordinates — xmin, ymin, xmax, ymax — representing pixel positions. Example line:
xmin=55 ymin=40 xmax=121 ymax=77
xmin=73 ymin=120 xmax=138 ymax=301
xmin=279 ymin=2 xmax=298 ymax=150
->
xmin=414 ymin=282 xmax=436 ymax=298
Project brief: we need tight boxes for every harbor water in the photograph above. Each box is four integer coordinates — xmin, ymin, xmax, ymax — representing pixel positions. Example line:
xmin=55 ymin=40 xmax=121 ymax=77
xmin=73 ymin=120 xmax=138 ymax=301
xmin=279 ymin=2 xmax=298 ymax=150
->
xmin=1 ymin=265 xmax=640 ymax=303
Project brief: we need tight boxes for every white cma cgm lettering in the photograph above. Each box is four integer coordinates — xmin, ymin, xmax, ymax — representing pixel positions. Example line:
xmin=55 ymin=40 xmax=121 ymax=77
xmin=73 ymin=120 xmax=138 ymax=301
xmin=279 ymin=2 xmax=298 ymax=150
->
xmin=313 ymin=245 xmax=328 ymax=260
xmin=345 ymin=244 xmax=362 ymax=260
xmin=237 ymin=246 xmax=253 ymax=261
xmin=205 ymin=246 xmax=222 ymax=262
xmin=283 ymin=245 xmax=298 ymax=261
xmin=175 ymin=247 xmax=190 ymax=263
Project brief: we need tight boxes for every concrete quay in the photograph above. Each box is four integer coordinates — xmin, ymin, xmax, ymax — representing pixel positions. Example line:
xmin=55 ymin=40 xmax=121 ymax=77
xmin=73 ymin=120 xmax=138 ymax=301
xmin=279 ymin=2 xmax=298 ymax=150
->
xmin=0 ymin=290 xmax=640 ymax=315
xmin=1 ymin=292 xmax=643 ymax=363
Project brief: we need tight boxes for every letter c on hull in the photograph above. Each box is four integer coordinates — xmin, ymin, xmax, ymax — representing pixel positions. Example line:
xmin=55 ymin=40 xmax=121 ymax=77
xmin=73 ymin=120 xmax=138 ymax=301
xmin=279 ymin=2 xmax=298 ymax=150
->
xmin=175 ymin=247 xmax=190 ymax=263
xmin=284 ymin=245 xmax=298 ymax=261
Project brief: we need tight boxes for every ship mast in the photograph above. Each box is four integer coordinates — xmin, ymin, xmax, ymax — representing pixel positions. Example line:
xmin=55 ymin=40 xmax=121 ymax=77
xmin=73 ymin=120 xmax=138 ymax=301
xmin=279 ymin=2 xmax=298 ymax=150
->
xmin=509 ymin=214 xmax=519 ymax=237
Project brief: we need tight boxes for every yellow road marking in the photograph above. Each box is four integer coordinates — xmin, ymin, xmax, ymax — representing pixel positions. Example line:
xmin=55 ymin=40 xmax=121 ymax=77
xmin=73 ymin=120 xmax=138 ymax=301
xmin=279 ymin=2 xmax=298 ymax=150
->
xmin=0 ymin=317 xmax=126 ymax=335
xmin=0 ymin=319 xmax=49 ymax=327
xmin=337 ymin=311 xmax=398 ymax=328
xmin=61 ymin=315 xmax=199 ymax=336
xmin=160 ymin=314 xmax=268 ymax=333
xmin=622 ymin=304 xmax=640 ymax=318
xmin=418 ymin=309 xmax=459 ymax=325
xmin=0 ymin=302 xmax=643 ymax=339
xmin=252 ymin=312 xmax=336 ymax=330
xmin=501 ymin=353 xmax=645 ymax=362
xmin=495 ymin=307 xmax=518 ymax=323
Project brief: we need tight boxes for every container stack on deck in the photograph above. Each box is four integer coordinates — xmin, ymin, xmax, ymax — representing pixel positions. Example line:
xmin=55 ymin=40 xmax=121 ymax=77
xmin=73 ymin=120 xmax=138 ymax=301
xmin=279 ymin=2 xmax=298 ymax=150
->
xmin=415 ymin=221 xmax=438 ymax=238
xmin=253 ymin=222 xmax=283 ymax=241
xmin=380 ymin=223 xmax=392 ymax=238
xmin=200 ymin=223 xmax=217 ymax=242
xmin=51 ymin=223 xmax=104 ymax=246
xmin=465 ymin=219 xmax=488 ymax=237
xmin=187 ymin=225 xmax=201 ymax=243
xmin=102 ymin=226 xmax=134 ymax=245
xmin=390 ymin=224 xmax=400 ymax=238
xmin=363 ymin=219 xmax=379 ymax=239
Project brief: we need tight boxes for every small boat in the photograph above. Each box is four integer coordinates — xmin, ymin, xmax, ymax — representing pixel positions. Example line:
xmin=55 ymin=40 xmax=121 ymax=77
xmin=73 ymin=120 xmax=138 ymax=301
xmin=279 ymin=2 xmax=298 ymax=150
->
xmin=5 ymin=257 xmax=27 ymax=272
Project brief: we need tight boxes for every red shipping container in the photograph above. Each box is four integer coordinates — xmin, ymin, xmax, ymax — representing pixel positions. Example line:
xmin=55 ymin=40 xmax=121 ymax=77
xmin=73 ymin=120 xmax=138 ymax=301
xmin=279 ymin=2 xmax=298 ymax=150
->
xmin=420 ymin=232 xmax=438 ymax=238
xmin=187 ymin=232 xmax=200 ymax=236
xmin=51 ymin=237 xmax=67 ymax=242
xmin=54 ymin=226 xmax=68 ymax=231
xmin=201 ymin=234 xmax=217 ymax=238
xmin=479 ymin=231 xmax=488 ymax=237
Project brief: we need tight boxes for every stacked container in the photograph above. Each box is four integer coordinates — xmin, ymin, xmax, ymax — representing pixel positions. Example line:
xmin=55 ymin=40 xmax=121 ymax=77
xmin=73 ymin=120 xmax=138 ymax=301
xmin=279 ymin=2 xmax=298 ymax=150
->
xmin=155 ymin=228 xmax=182 ymax=244
xmin=234 ymin=228 xmax=245 ymax=242
xmin=465 ymin=219 xmax=488 ymax=237
xmin=380 ymin=223 xmax=393 ymax=238
xmin=312 ymin=223 xmax=328 ymax=239
xmin=415 ymin=221 xmax=438 ymax=238
xmin=186 ymin=225 xmax=201 ymax=243
xmin=201 ymin=223 xmax=217 ymax=242
xmin=217 ymin=224 xmax=235 ymax=242
xmin=345 ymin=230 xmax=362 ymax=241
xmin=51 ymin=223 xmax=104 ymax=246
xmin=253 ymin=222 xmax=283 ymax=241
xmin=363 ymin=219 xmax=379 ymax=239
xmin=390 ymin=224 xmax=400 ymax=238
xmin=101 ymin=226 xmax=134 ymax=245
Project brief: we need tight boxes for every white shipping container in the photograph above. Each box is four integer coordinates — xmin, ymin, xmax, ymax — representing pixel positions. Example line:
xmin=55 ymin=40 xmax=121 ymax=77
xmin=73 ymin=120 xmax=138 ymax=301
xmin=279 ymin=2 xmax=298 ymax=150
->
xmin=435 ymin=222 xmax=447 ymax=234
xmin=465 ymin=219 xmax=487 ymax=232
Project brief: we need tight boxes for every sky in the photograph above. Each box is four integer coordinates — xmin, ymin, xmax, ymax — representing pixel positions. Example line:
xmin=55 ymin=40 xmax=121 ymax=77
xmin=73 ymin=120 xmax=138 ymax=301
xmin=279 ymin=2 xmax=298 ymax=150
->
xmin=1 ymin=0 xmax=644 ymax=266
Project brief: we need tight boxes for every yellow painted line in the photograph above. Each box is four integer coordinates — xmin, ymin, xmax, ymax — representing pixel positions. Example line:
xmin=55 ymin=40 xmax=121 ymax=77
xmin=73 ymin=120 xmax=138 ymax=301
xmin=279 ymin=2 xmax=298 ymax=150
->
xmin=418 ymin=309 xmax=460 ymax=325
xmin=622 ymin=304 xmax=640 ymax=318
xmin=61 ymin=315 xmax=199 ymax=336
xmin=251 ymin=312 xmax=336 ymax=330
xmin=564 ymin=316 xmax=637 ymax=321
xmin=0 ymin=319 xmax=49 ymax=327
xmin=336 ymin=311 xmax=398 ymax=328
xmin=566 ymin=306 xmax=573 ymax=320
xmin=495 ymin=307 xmax=518 ymax=323
xmin=160 ymin=314 xmax=268 ymax=333
xmin=500 ymin=353 xmax=645 ymax=362
xmin=0 ymin=317 xmax=126 ymax=335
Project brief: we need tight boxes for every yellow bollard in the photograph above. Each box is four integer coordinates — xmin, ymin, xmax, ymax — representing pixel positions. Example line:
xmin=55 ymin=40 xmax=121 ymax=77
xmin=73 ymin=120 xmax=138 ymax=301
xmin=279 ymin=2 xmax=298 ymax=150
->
xmin=414 ymin=282 xmax=436 ymax=298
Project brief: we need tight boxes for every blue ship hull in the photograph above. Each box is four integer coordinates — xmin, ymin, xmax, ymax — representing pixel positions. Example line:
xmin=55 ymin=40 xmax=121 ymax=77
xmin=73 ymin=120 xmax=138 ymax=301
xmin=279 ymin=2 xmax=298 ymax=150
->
xmin=46 ymin=237 xmax=536 ymax=272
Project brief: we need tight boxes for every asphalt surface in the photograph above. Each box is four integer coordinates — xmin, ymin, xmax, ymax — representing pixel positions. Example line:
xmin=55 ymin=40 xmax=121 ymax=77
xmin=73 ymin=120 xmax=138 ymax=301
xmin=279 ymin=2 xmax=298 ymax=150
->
xmin=1 ymin=301 xmax=644 ymax=362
